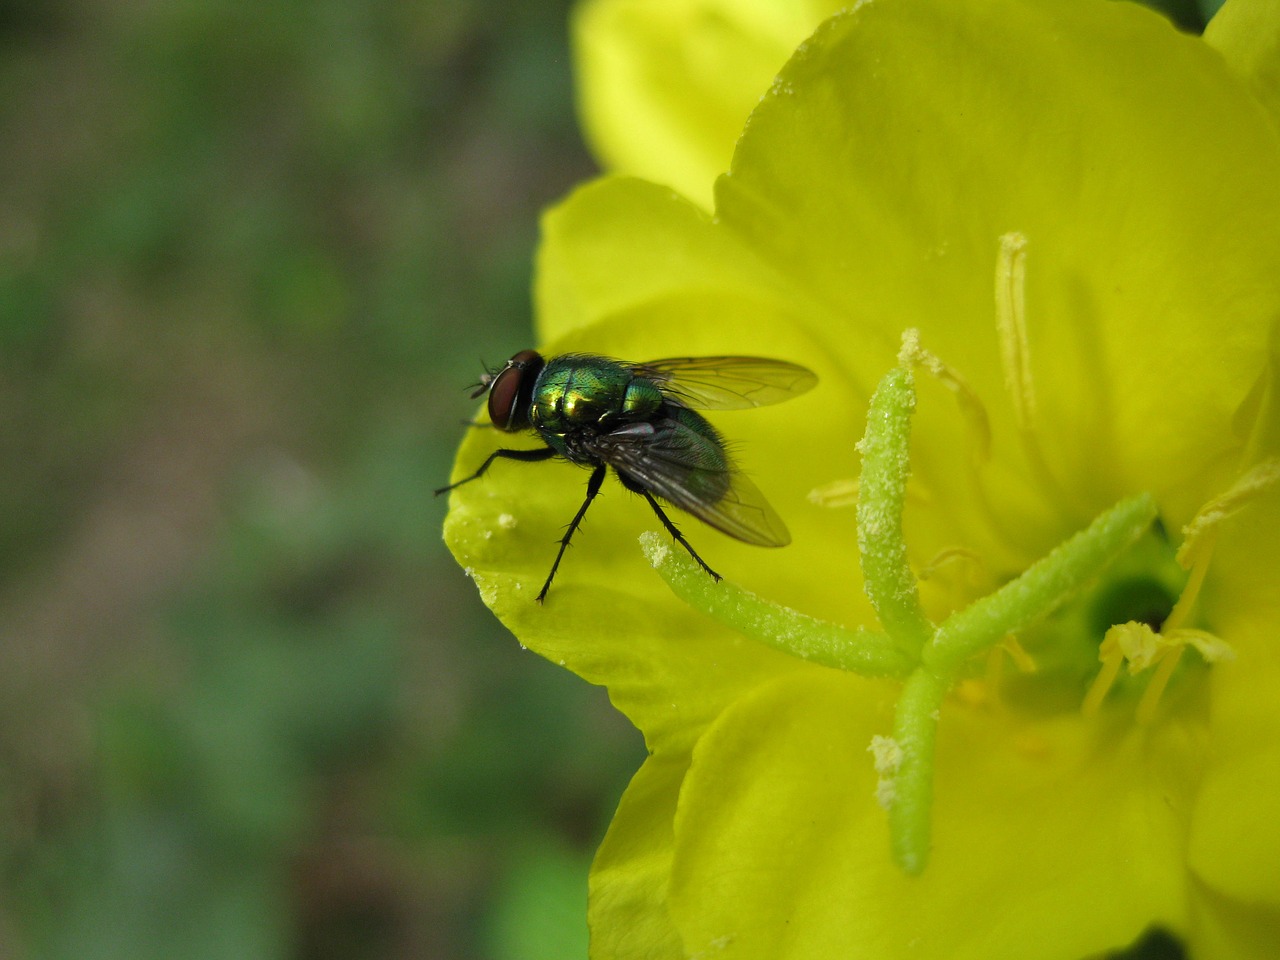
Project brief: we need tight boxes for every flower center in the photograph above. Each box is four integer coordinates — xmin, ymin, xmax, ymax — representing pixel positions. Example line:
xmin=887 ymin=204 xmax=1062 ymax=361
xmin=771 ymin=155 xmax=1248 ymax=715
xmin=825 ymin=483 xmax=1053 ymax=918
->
xmin=644 ymin=327 xmax=1275 ymax=875
xmin=1089 ymin=575 xmax=1178 ymax=634
xmin=1078 ymin=459 xmax=1280 ymax=723
xmin=1004 ymin=521 xmax=1193 ymax=718
xmin=644 ymin=331 xmax=1163 ymax=873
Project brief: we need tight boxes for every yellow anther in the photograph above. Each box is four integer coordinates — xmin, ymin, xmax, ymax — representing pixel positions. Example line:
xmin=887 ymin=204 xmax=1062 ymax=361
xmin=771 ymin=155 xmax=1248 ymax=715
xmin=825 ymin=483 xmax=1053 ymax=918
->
xmin=1083 ymin=620 xmax=1234 ymax=722
xmin=1133 ymin=627 xmax=1236 ymax=725
xmin=1177 ymin=458 xmax=1280 ymax=569
xmin=808 ymin=477 xmax=860 ymax=508
xmin=917 ymin=546 xmax=984 ymax=582
xmin=1163 ymin=458 xmax=1279 ymax=632
xmin=809 ymin=476 xmax=933 ymax=510
xmin=1001 ymin=634 xmax=1037 ymax=673
xmin=980 ymin=636 xmax=1036 ymax=708
xmin=995 ymin=232 xmax=1035 ymax=432
xmin=1111 ymin=620 xmax=1166 ymax=671
xmin=901 ymin=334 xmax=992 ymax=463
xmin=1232 ymin=335 xmax=1280 ymax=467
xmin=955 ymin=677 xmax=991 ymax=708
xmin=992 ymin=232 xmax=1072 ymax=515
xmin=897 ymin=328 xmax=923 ymax=366
xmin=1175 ymin=629 xmax=1236 ymax=663
xmin=1164 ymin=527 xmax=1213 ymax=634
xmin=1079 ymin=459 xmax=1267 ymax=721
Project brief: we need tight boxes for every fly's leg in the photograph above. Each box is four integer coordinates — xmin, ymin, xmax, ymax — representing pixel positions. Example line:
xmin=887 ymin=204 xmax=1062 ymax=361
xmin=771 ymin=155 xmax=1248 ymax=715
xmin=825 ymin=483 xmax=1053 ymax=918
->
xmin=623 ymin=481 xmax=721 ymax=583
xmin=434 ymin=447 xmax=556 ymax=496
xmin=537 ymin=463 xmax=607 ymax=603
xmin=641 ymin=490 xmax=721 ymax=582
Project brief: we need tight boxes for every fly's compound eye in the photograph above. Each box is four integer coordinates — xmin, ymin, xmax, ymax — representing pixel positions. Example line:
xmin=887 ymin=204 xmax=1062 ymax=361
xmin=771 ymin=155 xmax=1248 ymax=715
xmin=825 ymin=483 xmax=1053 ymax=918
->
xmin=487 ymin=349 xmax=543 ymax=431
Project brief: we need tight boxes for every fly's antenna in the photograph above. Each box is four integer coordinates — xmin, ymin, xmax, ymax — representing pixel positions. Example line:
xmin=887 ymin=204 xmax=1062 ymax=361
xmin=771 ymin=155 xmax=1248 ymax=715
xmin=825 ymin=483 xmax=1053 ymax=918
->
xmin=466 ymin=358 xmax=499 ymax=399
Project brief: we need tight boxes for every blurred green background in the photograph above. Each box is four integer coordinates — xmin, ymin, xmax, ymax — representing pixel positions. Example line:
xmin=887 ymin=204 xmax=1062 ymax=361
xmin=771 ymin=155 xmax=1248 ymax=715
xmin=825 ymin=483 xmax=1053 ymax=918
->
xmin=0 ymin=1 xmax=643 ymax=957
xmin=0 ymin=0 xmax=1226 ymax=958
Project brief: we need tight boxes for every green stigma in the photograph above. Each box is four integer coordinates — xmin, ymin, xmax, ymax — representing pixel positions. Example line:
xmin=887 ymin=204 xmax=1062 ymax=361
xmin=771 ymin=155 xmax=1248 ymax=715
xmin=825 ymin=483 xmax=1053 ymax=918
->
xmin=644 ymin=331 xmax=1160 ymax=874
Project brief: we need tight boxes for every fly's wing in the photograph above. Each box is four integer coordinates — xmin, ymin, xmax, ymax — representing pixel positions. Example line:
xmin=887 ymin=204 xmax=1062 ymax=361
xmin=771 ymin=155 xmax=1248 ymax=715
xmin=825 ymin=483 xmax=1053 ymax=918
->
xmin=627 ymin=356 xmax=816 ymax=410
xmin=591 ymin=417 xmax=791 ymax=546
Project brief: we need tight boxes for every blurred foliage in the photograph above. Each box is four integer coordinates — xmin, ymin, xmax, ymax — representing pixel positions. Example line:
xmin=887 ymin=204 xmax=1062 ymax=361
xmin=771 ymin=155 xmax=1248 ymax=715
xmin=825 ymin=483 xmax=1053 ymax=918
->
xmin=0 ymin=1 xmax=641 ymax=957
xmin=0 ymin=0 xmax=1230 ymax=957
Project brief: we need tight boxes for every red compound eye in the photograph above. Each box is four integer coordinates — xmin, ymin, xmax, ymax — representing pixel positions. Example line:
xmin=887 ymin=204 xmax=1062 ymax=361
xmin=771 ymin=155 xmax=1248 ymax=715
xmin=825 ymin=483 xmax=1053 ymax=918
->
xmin=487 ymin=349 xmax=542 ymax=431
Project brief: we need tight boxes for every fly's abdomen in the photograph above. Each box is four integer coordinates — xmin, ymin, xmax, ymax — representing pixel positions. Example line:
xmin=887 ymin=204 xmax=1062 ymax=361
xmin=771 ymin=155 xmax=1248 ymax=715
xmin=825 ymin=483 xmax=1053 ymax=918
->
xmin=663 ymin=404 xmax=733 ymax=502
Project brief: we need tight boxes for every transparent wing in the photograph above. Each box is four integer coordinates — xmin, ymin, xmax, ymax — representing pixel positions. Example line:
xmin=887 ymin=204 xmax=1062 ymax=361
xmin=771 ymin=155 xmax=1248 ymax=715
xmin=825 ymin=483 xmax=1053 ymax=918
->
xmin=627 ymin=356 xmax=817 ymax=410
xmin=590 ymin=417 xmax=791 ymax=547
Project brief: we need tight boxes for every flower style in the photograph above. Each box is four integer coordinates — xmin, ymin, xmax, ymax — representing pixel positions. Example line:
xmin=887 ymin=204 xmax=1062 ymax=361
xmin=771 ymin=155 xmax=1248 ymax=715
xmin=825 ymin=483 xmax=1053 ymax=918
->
xmin=441 ymin=0 xmax=1280 ymax=957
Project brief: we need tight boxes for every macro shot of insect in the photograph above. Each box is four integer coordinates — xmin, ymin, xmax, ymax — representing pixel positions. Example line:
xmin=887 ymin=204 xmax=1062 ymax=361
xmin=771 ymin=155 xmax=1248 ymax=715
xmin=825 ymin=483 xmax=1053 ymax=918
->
xmin=437 ymin=350 xmax=818 ymax=602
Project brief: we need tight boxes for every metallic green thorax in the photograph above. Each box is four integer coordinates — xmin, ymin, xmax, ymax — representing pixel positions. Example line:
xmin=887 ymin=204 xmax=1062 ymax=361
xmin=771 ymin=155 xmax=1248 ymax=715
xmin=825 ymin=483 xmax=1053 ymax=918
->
xmin=531 ymin=355 xmax=667 ymax=457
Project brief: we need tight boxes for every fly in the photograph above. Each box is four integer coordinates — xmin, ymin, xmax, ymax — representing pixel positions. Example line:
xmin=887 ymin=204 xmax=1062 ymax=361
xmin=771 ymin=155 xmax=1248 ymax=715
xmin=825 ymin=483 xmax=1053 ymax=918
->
xmin=437 ymin=350 xmax=817 ymax=602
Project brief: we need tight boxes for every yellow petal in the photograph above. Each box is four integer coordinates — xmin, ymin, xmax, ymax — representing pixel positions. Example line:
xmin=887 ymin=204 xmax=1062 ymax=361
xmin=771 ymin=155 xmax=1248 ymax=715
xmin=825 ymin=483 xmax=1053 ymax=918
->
xmin=588 ymin=753 xmax=687 ymax=959
xmin=668 ymin=671 xmax=1195 ymax=959
xmin=1205 ymin=0 xmax=1280 ymax=127
xmin=719 ymin=0 xmax=1280 ymax=537
xmin=1187 ymin=489 xmax=1280 ymax=906
xmin=573 ymin=0 xmax=841 ymax=206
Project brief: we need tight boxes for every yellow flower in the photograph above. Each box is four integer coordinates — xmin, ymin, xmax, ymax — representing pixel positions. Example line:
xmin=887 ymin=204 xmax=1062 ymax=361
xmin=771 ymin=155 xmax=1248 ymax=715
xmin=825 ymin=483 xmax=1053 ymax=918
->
xmin=573 ymin=0 xmax=847 ymax=207
xmin=441 ymin=0 xmax=1280 ymax=956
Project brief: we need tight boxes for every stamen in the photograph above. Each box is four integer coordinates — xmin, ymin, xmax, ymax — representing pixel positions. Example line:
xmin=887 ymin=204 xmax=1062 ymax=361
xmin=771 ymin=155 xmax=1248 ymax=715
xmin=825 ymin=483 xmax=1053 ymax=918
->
xmin=1081 ymin=631 xmax=1126 ymax=717
xmin=995 ymin=232 xmax=1034 ymax=432
xmin=1082 ymin=619 xmax=1236 ymax=721
xmin=1176 ymin=458 xmax=1280 ymax=569
xmin=1111 ymin=458 xmax=1280 ymax=715
xmin=994 ymin=233 xmax=1072 ymax=512
xmin=918 ymin=547 xmax=988 ymax=619
xmin=917 ymin=547 xmax=984 ymax=582
xmin=809 ymin=477 xmax=932 ymax=509
xmin=898 ymin=337 xmax=1048 ymax=610
xmin=1164 ymin=529 xmax=1214 ymax=634
xmin=1232 ymin=332 xmax=1280 ymax=467
xmin=977 ymin=637 xmax=1036 ymax=711
xmin=1135 ymin=645 xmax=1184 ymax=724
xmin=1078 ymin=475 xmax=1225 ymax=718
xmin=898 ymin=333 xmax=1022 ymax=554
xmin=808 ymin=477 xmax=860 ymax=508
xmin=1001 ymin=634 xmax=1037 ymax=673
xmin=1175 ymin=629 xmax=1236 ymax=663
xmin=901 ymin=335 xmax=992 ymax=462
xmin=927 ymin=493 xmax=1157 ymax=674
